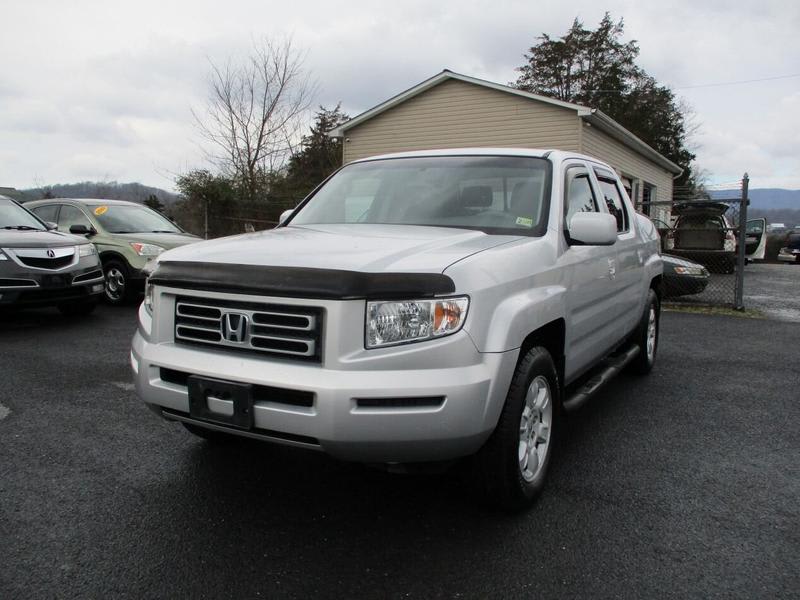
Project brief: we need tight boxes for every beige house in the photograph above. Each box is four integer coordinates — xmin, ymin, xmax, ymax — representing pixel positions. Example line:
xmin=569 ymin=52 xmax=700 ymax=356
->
xmin=329 ymin=70 xmax=681 ymax=222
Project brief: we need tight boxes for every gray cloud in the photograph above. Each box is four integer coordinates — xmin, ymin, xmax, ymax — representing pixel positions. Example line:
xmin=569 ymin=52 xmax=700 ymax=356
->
xmin=1 ymin=0 xmax=798 ymax=190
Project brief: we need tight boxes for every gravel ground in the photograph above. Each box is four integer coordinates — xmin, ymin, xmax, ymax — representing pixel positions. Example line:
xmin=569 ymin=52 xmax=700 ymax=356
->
xmin=1 ymin=304 xmax=798 ymax=599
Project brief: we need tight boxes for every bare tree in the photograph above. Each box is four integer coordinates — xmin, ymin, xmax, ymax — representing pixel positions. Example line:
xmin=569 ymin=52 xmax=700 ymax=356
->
xmin=194 ymin=37 xmax=315 ymax=203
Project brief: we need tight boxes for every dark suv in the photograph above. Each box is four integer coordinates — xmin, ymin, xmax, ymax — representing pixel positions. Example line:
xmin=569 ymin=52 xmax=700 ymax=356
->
xmin=0 ymin=195 xmax=104 ymax=315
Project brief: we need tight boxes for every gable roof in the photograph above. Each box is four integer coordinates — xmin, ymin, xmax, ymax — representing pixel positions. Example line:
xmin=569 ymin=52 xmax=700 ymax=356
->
xmin=329 ymin=70 xmax=682 ymax=175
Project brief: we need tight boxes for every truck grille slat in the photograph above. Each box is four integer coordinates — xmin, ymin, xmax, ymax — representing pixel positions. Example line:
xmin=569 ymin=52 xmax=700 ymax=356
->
xmin=174 ymin=296 xmax=323 ymax=362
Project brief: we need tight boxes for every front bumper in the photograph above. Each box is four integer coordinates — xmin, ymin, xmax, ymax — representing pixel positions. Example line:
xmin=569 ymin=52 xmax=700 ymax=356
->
xmin=132 ymin=297 xmax=517 ymax=463
xmin=777 ymin=252 xmax=800 ymax=263
xmin=0 ymin=260 xmax=104 ymax=307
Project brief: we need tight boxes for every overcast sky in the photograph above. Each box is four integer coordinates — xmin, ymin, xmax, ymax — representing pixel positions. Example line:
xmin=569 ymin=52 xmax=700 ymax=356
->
xmin=1 ymin=0 xmax=798 ymax=191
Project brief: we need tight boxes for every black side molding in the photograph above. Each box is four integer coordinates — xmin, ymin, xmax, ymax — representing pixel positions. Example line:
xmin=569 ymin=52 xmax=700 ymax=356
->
xmin=149 ymin=261 xmax=456 ymax=300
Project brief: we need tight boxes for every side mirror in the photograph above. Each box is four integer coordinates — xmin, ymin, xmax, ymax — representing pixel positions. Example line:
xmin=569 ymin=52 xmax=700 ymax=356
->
xmin=278 ymin=209 xmax=294 ymax=225
xmin=568 ymin=212 xmax=617 ymax=246
xmin=69 ymin=224 xmax=96 ymax=236
xmin=45 ymin=221 xmax=58 ymax=231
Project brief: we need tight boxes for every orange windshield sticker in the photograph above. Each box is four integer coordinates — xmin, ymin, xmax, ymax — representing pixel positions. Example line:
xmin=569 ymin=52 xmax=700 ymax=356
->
xmin=94 ymin=206 xmax=108 ymax=215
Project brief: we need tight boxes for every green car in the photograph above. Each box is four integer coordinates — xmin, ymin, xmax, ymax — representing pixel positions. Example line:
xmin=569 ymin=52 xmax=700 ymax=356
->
xmin=25 ymin=198 xmax=200 ymax=304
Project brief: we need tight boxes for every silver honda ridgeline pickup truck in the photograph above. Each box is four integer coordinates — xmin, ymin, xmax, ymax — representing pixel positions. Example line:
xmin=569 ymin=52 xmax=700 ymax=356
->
xmin=132 ymin=149 xmax=662 ymax=508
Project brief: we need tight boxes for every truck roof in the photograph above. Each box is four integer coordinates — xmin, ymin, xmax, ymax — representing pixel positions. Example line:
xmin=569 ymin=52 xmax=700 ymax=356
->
xmin=350 ymin=147 xmax=609 ymax=166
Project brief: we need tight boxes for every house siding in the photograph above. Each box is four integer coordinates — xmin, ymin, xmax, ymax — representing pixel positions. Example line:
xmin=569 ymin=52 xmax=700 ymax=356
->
xmin=581 ymin=123 xmax=674 ymax=220
xmin=343 ymin=79 xmax=581 ymax=162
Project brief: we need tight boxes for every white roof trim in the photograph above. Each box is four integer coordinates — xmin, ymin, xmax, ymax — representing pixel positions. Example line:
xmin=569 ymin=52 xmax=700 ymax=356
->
xmin=328 ymin=69 xmax=681 ymax=175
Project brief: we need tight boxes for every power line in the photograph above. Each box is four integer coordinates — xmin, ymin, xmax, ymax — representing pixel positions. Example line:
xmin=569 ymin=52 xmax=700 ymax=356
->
xmin=586 ymin=72 xmax=800 ymax=94
xmin=675 ymin=73 xmax=800 ymax=90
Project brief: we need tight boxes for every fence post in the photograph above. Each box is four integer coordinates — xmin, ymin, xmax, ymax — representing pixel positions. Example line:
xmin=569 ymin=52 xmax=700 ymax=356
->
xmin=734 ymin=173 xmax=749 ymax=310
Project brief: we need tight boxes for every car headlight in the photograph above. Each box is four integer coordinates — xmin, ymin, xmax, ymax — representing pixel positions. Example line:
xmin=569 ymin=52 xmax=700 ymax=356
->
xmin=130 ymin=242 xmax=164 ymax=257
xmin=77 ymin=243 xmax=97 ymax=257
xmin=366 ymin=296 xmax=469 ymax=349
xmin=673 ymin=266 xmax=705 ymax=276
xmin=144 ymin=279 xmax=154 ymax=314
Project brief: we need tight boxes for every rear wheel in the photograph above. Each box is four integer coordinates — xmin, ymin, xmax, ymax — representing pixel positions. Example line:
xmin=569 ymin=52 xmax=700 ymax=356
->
xmin=629 ymin=289 xmax=660 ymax=375
xmin=103 ymin=259 xmax=130 ymax=305
xmin=473 ymin=346 xmax=560 ymax=510
xmin=182 ymin=422 xmax=239 ymax=444
xmin=57 ymin=298 xmax=97 ymax=316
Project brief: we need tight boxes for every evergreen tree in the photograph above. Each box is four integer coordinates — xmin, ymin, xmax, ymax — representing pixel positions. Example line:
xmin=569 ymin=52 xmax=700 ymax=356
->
xmin=514 ymin=13 xmax=697 ymax=189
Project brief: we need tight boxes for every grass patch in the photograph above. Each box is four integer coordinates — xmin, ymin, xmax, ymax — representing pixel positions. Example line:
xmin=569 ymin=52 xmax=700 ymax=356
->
xmin=663 ymin=303 xmax=764 ymax=318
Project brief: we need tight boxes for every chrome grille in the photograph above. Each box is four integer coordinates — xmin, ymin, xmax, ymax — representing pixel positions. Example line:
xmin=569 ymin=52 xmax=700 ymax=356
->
xmin=174 ymin=296 xmax=323 ymax=362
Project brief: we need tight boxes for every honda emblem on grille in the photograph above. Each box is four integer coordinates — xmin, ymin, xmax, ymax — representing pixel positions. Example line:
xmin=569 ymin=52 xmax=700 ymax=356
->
xmin=221 ymin=312 xmax=249 ymax=343
xmin=46 ymin=249 xmax=56 ymax=258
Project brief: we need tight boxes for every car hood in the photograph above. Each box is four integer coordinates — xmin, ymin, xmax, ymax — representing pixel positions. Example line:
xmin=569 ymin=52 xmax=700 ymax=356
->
xmin=662 ymin=253 xmax=707 ymax=269
xmin=0 ymin=229 xmax=87 ymax=248
xmin=111 ymin=232 xmax=200 ymax=250
xmin=157 ymin=224 xmax=523 ymax=273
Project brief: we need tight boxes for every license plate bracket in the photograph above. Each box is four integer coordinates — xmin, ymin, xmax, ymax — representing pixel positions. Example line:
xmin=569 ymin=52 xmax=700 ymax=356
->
xmin=187 ymin=376 xmax=253 ymax=429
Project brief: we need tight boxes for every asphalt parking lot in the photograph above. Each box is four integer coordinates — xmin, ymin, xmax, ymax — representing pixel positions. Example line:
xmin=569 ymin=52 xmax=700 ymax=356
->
xmin=1 ymin=304 xmax=798 ymax=599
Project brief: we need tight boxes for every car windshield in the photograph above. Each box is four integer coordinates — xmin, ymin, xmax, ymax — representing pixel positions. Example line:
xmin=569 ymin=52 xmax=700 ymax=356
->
xmin=0 ymin=198 xmax=45 ymax=230
xmin=88 ymin=204 xmax=181 ymax=234
xmin=290 ymin=156 xmax=552 ymax=236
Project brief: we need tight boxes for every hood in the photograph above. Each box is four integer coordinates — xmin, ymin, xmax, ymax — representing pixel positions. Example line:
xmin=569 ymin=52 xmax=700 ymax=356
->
xmin=158 ymin=224 xmax=522 ymax=273
xmin=0 ymin=229 xmax=87 ymax=248
xmin=672 ymin=201 xmax=729 ymax=216
xmin=661 ymin=253 xmax=706 ymax=269
xmin=112 ymin=231 xmax=200 ymax=250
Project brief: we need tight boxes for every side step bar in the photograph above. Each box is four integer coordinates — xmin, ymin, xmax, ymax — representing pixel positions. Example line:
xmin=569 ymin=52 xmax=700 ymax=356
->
xmin=562 ymin=345 xmax=640 ymax=413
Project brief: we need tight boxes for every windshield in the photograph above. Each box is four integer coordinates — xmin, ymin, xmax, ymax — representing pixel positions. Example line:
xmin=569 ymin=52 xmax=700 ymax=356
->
xmin=88 ymin=204 xmax=181 ymax=234
xmin=0 ymin=198 xmax=46 ymax=230
xmin=290 ymin=156 xmax=552 ymax=235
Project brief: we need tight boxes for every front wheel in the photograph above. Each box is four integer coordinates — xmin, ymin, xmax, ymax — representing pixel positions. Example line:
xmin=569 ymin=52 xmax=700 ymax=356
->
xmin=473 ymin=346 xmax=560 ymax=511
xmin=628 ymin=289 xmax=660 ymax=375
xmin=103 ymin=260 xmax=130 ymax=305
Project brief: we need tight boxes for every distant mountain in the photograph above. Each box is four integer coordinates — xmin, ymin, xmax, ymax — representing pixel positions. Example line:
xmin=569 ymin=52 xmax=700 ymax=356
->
xmin=747 ymin=189 xmax=800 ymax=211
xmin=709 ymin=188 xmax=800 ymax=210
xmin=18 ymin=181 xmax=181 ymax=207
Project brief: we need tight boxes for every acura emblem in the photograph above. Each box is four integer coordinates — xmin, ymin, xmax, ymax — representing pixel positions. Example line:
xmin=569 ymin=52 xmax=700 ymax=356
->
xmin=221 ymin=312 xmax=248 ymax=343
xmin=47 ymin=249 xmax=56 ymax=258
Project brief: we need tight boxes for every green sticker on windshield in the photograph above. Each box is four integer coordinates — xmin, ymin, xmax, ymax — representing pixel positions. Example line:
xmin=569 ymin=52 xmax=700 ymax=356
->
xmin=515 ymin=216 xmax=533 ymax=228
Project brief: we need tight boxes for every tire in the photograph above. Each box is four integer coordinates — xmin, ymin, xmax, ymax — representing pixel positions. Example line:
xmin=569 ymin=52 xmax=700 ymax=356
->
xmin=182 ymin=422 xmax=240 ymax=444
xmin=473 ymin=347 xmax=560 ymax=511
xmin=57 ymin=298 xmax=97 ymax=316
xmin=628 ymin=288 xmax=660 ymax=375
xmin=102 ymin=259 xmax=130 ymax=305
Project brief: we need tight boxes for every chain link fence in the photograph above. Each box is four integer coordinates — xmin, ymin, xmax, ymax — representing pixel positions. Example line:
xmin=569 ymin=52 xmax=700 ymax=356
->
xmin=637 ymin=175 xmax=750 ymax=309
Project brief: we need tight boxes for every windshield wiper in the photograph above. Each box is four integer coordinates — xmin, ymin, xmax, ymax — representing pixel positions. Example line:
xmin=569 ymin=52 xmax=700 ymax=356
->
xmin=149 ymin=230 xmax=179 ymax=233
xmin=110 ymin=230 xmax=135 ymax=233
xmin=2 ymin=225 xmax=42 ymax=230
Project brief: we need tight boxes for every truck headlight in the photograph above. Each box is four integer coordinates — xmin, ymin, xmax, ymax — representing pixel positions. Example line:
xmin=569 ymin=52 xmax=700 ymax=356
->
xmin=366 ymin=297 xmax=469 ymax=348
xmin=78 ymin=243 xmax=97 ymax=257
xmin=130 ymin=242 xmax=164 ymax=257
xmin=144 ymin=279 xmax=154 ymax=314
